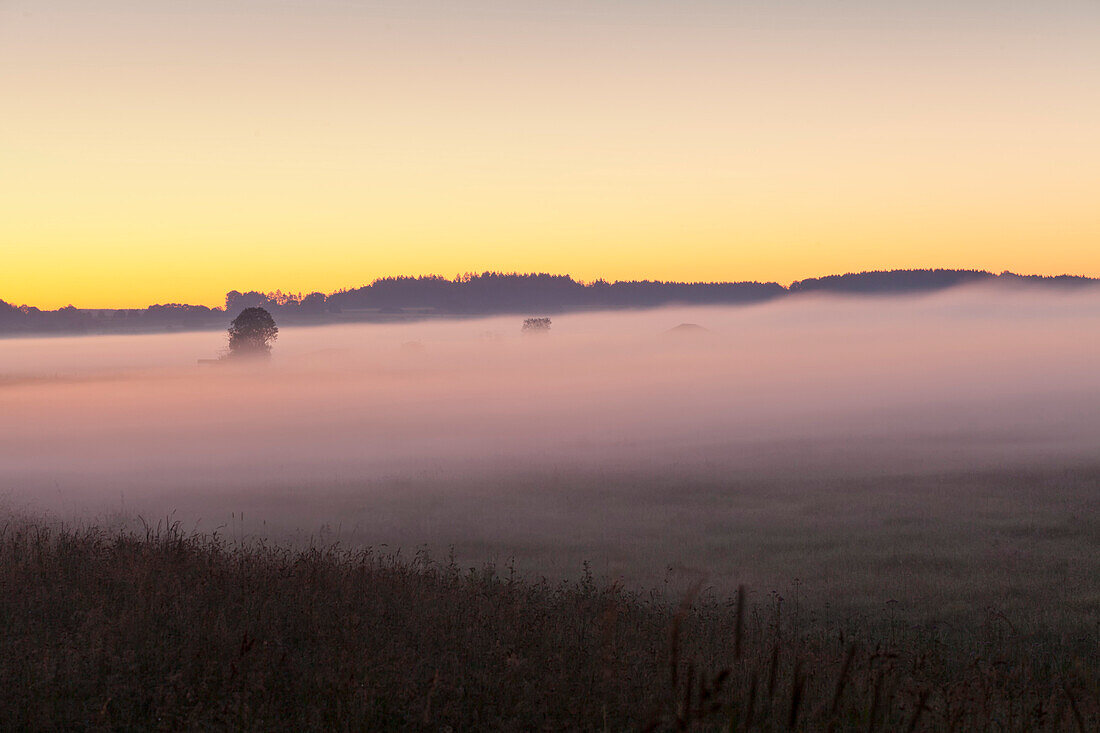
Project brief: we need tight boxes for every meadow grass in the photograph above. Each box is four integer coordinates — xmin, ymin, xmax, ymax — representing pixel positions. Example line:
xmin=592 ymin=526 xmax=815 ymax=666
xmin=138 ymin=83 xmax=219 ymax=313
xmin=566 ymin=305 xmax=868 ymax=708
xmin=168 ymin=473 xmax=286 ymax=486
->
xmin=0 ymin=518 xmax=1095 ymax=730
xmin=122 ymin=465 xmax=1100 ymax=636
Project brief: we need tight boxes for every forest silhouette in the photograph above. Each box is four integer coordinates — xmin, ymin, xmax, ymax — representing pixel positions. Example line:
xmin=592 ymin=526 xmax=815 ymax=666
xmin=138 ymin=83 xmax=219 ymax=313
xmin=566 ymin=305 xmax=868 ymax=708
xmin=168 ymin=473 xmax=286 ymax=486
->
xmin=2 ymin=268 xmax=1097 ymax=335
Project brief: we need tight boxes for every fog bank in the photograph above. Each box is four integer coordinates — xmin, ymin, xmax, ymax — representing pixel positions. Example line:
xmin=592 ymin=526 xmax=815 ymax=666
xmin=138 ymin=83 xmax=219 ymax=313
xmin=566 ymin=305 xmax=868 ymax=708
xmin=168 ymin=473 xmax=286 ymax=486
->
xmin=0 ymin=284 xmax=1097 ymax=522
xmin=4 ymin=286 xmax=1099 ymax=613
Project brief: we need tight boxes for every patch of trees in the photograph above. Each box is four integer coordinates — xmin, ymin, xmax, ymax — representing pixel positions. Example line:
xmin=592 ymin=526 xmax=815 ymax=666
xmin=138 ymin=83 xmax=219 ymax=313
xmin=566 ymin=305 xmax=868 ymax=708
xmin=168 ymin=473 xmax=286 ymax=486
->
xmin=224 ymin=307 xmax=278 ymax=360
xmin=327 ymin=272 xmax=785 ymax=313
xmin=222 ymin=273 xmax=785 ymax=319
xmin=522 ymin=317 xmax=551 ymax=333
xmin=0 ymin=300 xmax=222 ymax=334
xmin=224 ymin=290 xmax=331 ymax=319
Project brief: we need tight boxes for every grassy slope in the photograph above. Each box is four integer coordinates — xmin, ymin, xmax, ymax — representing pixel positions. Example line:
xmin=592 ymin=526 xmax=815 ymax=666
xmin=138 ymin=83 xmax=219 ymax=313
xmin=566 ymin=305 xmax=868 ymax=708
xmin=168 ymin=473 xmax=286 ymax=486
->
xmin=1 ymin=521 xmax=1096 ymax=731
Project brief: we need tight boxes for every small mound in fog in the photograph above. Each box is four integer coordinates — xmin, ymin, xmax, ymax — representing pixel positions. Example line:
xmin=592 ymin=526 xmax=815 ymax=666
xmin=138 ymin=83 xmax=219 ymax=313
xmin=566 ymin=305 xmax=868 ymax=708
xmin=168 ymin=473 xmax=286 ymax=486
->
xmin=663 ymin=322 xmax=711 ymax=338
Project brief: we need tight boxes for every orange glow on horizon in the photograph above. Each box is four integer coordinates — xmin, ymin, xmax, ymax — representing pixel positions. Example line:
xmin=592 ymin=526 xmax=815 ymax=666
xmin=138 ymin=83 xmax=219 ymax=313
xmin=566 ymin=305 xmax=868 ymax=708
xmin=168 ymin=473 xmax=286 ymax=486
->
xmin=3 ymin=1 xmax=1099 ymax=309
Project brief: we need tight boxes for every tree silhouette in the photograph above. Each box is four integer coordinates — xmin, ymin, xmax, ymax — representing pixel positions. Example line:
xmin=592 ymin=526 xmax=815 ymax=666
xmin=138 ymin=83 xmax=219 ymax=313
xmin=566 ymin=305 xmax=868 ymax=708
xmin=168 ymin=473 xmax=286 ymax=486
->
xmin=225 ymin=307 xmax=278 ymax=359
xmin=522 ymin=317 xmax=551 ymax=333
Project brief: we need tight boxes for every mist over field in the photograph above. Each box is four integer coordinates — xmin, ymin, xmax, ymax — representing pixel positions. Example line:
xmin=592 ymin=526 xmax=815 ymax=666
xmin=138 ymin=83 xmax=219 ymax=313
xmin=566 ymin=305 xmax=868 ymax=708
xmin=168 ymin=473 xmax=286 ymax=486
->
xmin=2 ymin=286 xmax=1098 ymax=622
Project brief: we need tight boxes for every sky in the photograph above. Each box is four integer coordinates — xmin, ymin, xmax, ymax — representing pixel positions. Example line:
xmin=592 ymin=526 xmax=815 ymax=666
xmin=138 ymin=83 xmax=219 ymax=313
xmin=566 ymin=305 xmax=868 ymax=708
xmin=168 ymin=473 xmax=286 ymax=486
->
xmin=2 ymin=0 xmax=1099 ymax=309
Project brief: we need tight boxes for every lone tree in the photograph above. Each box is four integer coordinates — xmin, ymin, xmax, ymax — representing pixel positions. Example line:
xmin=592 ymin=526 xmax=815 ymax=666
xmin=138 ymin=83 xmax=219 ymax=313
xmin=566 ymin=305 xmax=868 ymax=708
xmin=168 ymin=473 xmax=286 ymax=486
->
xmin=225 ymin=307 xmax=278 ymax=359
xmin=521 ymin=317 xmax=551 ymax=334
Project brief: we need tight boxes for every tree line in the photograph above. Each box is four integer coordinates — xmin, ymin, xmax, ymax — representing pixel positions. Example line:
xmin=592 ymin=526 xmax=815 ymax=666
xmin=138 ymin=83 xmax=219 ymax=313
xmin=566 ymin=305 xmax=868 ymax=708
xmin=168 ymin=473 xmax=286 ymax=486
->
xmin=2 ymin=269 xmax=1097 ymax=335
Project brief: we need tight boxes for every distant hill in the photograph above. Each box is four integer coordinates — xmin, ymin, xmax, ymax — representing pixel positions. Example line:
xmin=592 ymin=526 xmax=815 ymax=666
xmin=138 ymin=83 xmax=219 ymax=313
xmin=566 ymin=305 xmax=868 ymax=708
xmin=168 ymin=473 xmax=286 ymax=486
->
xmin=789 ymin=269 xmax=1099 ymax=294
xmin=2 ymin=269 xmax=1097 ymax=336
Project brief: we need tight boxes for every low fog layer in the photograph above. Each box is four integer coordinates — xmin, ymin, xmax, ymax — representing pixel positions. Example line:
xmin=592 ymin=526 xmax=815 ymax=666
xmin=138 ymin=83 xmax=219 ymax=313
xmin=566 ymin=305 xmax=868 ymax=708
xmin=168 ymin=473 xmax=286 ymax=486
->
xmin=4 ymin=286 xmax=1099 ymax=615
xmin=4 ymin=286 xmax=1098 ymax=494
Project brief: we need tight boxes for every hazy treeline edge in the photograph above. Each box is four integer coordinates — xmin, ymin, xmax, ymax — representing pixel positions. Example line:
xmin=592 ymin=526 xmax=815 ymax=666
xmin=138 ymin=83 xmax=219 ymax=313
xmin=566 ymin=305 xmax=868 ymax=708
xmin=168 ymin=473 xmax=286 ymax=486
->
xmin=3 ymin=269 xmax=1099 ymax=336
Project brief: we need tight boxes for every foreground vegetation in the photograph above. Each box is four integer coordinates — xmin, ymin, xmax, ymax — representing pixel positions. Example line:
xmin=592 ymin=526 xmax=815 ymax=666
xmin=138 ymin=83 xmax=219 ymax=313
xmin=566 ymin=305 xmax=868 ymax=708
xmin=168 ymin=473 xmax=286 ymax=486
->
xmin=1 ymin=520 xmax=1096 ymax=731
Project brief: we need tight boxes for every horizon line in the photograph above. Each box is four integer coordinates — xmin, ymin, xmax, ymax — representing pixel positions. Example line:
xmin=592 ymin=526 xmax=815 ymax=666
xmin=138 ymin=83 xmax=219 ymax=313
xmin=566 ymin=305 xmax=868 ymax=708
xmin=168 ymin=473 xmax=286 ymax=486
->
xmin=6 ymin=267 xmax=1100 ymax=312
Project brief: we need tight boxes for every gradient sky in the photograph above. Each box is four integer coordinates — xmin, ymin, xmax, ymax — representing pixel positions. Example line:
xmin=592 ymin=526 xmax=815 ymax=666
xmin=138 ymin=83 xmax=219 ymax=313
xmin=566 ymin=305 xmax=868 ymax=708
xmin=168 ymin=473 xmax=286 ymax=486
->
xmin=2 ymin=0 xmax=1099 ymax=308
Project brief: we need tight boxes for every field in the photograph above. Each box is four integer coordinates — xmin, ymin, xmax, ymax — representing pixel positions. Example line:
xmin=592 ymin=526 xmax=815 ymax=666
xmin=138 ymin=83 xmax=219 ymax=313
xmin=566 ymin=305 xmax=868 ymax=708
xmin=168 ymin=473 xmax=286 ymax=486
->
xmin=3 ymin=463 xmax=1098 ymax=730
xmin=2 ymin=293 xmax=1099 ymax=728
xmin=90 ymin=462 xmax=1099 ymax=635
xmin=2 ymin=515 xmax=1096 ymax=731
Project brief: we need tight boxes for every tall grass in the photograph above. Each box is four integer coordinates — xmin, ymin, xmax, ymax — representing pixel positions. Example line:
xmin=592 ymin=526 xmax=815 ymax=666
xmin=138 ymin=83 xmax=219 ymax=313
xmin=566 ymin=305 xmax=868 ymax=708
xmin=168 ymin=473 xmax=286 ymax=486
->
xmin=0 ymin=519 xmax=1095 ymax=730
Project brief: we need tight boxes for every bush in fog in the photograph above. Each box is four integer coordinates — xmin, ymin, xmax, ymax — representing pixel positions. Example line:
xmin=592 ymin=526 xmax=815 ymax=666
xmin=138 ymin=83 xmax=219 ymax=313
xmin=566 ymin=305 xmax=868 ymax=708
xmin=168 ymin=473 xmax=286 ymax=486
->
xmin=522 ymin=317 xmax=551 ymax=333
xmin=225 ymin=307 xmax=278 ymax=360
